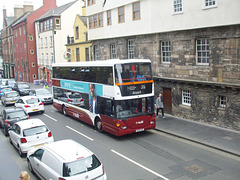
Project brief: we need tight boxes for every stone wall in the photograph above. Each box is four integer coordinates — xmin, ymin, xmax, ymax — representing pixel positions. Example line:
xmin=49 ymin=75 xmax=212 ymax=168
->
xmin=92 ymin=25 xmax=240 ymax=131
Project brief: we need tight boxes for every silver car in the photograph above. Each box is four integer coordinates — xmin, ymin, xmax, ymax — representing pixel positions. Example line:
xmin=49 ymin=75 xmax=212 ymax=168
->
xmin=29 ymin=88 xmax=53 ymax=104
xmin=1 ymin=91 xmax=20 ymax=106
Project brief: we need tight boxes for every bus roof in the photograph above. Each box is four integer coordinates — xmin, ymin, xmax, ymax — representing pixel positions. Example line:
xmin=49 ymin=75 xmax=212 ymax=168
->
xmin=52 ymin=59 xmax=151 ymax=67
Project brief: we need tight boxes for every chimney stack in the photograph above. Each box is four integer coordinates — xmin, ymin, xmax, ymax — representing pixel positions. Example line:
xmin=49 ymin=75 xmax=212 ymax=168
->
xmin=14 ymin=5 xmax=24 ymax=20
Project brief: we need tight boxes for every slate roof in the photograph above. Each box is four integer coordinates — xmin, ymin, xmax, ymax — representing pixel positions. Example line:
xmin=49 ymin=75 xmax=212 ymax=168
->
xmin=36 ymin=0 xmax=78 ymax=21
xmin=12 ymin=12 xmax=32 ymax=27
xmin=77 ymin=15 xmax=87 ymax=26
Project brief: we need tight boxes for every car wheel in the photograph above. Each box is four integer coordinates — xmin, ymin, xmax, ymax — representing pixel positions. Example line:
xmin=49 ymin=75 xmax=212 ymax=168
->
xmin=62 ymin=105 xmax=67 ymax=116
xmin=9 ymin=136 xmax=12 ymax=144
xmin=27 ymin=159 xmax=34 ymax=173
xmin=95 ymin=118 xmax=103 ymax=132
xmin=18 ymin=145 xmax=24 ymax=157
xmin=3 ymin=127 xmax=8 ymax=137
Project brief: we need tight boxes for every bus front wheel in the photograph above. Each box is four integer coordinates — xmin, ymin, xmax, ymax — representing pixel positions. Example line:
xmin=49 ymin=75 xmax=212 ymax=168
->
xmin=95 ymin=118 xmax=102 ymax=132
xmin=62 ymin=105 xmax=67 ymax=116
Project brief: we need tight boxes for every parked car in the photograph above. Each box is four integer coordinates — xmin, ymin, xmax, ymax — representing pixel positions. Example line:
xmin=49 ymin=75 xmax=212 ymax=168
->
xmin=6 ymin=79 xmax=16 ymax=88
xmin=0 ymin=85 xmax=12 ymax=97
xmin=12 ymin=82 xmax=31 ymax=96
xmin=0 ymin=107 xmax=29 ymax=136
xmin=29 ymin=88 xmax=53 ymax=104
xmin=0 ymin=78 xmax=8 ymax=85
xmin=9 ymin=118 xmax=54 ymax=157
xmin=1 ymin=91 xmax=20 ymax=106
xmin=15 ymin=96 xmax=45 ymax=114
xmin=58 ymin=92 xmax=84 ymax=107
xmin=27 ymin=139 xmax=107 ymax=180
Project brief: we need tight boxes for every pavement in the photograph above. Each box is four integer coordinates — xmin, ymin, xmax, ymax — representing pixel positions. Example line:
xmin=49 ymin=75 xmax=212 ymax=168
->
xmin=155 ymin=114 xmax=240 ymax=157
xmin=20 ymin=83 xmax=240 ymax=157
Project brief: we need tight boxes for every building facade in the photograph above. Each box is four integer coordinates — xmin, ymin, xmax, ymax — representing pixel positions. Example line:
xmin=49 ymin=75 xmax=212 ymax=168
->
xmin=66 ymin=7 xmax=92 ymax=62
xmin=35 ymin=0 xmax=84 ymax=82
xmin=86 ymin=0 xmax=240 ymax=131
xmin=12 ymin=0 xmax=57 ymax=83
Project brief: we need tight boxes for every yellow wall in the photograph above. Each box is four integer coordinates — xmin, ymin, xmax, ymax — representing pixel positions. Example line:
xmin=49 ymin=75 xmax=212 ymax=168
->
xmin=66 ymin=14 xmax=91 ymax=62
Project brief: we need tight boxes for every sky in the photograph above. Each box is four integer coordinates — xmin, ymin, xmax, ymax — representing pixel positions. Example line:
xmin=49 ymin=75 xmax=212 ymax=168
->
xmin=0 ymin=0 xmax=72 ymax=30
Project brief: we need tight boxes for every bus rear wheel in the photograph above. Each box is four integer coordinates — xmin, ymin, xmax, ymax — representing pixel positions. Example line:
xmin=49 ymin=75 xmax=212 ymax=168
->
xmin=62 ymin=105 xmax=67 ymax=116
xmin=95 ymin=118 xmax=102 ymax=132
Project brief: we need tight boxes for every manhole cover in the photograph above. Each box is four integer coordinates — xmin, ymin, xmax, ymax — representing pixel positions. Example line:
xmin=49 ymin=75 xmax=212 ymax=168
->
xmin=184 ymin=164 xmax=205 ymax=173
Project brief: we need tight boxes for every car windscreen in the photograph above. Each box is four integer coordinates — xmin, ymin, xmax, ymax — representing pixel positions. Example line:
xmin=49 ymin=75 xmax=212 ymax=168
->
xmin=69 ymin=93 xmax=82 ymax=99
xmin=6 ymin=92 xmax=19 ymax=97
xmin=23 ymin=125 xmax=48 ymax=137
xmin=18 ymin=84 xmax=30 ymax=89
xmin=7 ymin=111 xmax=27 ymax=119
xmin=36 ymin=89 xmax=51 ymax=95
xmin=63 ymin=154 xmax=101 ymax=177
xmin=26 ymin=98 xmax=40 ymax=104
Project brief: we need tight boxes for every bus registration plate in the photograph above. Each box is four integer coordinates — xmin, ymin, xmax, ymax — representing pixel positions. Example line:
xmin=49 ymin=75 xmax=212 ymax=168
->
xmin=136 ymin=128 xmax=144 ymax=132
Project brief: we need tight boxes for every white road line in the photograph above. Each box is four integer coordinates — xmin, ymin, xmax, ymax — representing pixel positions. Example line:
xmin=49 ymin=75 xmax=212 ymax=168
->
xmin=111 ymin=150 xmax=169 ymax=180
xmin=44 ymin=114 xmax=58 ymax=121
xmin=66 ymin=126 xmax=94 ymax=141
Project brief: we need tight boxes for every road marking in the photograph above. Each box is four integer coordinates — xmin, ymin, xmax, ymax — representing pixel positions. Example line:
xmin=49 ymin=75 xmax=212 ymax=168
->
xmin=111 ymin=150 xmax=169 ymax=180
xmin=66 ymin=126 xmax=94 ymax=141
xmin=44 ymin=114 xmax=58 ymax=121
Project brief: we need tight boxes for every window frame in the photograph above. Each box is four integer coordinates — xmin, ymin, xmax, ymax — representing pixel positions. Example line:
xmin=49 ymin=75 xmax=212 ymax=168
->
xmin=128 ymin=39 xmax=135 ymax=59
xmin=196 ymin=39 xmax=210 ymax=65
xmin=203 ymin=0 xmax=217 ymax=9
xmin=182 ymin=90 xmax=191 ymax=106
xmin=132 ymin=2 xmax=141 ymax=20
xmin=107 ymin=10 xmax=112 ymax=25
xmin=219 ymin=95 xmax=227 ymax=108
xmin=161 ymin=41 xmax=171 ymax=63
xmin=118 ymin=7 xmax=125 ymax=23
xmin=110 ymin=43 xmax=117 ymax=59
xmin=173 ymin=0 xmax=183 ymax=14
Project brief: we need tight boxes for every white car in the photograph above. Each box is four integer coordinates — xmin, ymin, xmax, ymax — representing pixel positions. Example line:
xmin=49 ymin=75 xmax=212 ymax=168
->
xmin=27 ymin=139 xmax=107 ymax=180
xmin=15 ymin=96 xmax=45 ymax=114
xmin=29 ymin=88 xmax=53 ymax=104
xmin=9 ymin=118 xmax=54 ymax=157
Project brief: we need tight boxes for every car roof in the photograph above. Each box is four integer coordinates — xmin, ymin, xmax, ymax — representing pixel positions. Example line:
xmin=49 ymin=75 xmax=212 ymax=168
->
xmin=4 ymin=107 xmax=25 ymax=113
xmin=44 ymin=139 xmax=93 ymax=162
xmin=15 ymin=118 xmax=45 ymax=129
xmin=34 ymin=88 xmax=49 ymax=92
xmin=21 ymin=96 xmax=39 ymax=100
xmin=3 ymin=90 xmax=18 ymax=94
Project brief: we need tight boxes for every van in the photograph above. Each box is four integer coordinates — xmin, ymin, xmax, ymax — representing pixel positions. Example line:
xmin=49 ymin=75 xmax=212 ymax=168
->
xmin=27 ymin=139 xmax=107 ymax=180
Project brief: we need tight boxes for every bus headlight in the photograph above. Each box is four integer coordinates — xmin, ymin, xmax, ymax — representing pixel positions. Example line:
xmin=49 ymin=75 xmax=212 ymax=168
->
xmin=150 ymin=121 xmax=155 ymax=124
xmin=122 ymin=126 xmax=127 ymax=129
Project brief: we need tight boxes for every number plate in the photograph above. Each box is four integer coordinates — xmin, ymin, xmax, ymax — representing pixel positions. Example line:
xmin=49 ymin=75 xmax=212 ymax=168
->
xmin=32 ymin=109 xmax=39 ymax=111
xmin=34 ymin=143 xmax=45 ymax=148
xmin=136 ymin=128 xmax=144 ymax=132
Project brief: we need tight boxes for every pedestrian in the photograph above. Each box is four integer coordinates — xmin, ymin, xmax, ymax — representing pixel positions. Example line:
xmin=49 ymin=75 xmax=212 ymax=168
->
xmin=20 ymin=171 xmax=30 ymax=180
xmin=156 ymin=93 xmax=165 ymax=118
xmin=43 ymin=83 xmax=49 ymax=89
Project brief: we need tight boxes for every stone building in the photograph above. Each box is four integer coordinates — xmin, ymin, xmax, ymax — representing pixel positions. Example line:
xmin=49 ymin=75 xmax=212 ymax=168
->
xmin=86 ymin=0 xmax=240 ymax=131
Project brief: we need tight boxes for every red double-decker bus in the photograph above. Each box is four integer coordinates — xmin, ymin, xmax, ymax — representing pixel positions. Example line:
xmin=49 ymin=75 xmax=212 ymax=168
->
xmin=52 ymin=59 xmax=156 ymax=136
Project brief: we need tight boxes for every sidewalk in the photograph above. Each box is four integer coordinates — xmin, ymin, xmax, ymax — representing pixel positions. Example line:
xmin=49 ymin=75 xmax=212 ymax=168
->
xmin=155 ymin=115 xmax=240 ymax=157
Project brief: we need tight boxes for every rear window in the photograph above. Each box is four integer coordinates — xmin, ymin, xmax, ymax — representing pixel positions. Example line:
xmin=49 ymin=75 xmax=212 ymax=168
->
xmin=23 ymin=125 xmax=48 ymax=137
xmin=63 ymin=155 xmax=101 ymax=177
xmin=6 ymin=92 xmax=19 ymax=98
xmin=7 ymin=110 xmax=27 ymax=119
xmin=69 ymin=93 xmax=82 ymax=99
xmin=26 ymin=98 xmax=40 ymax=104
xmin=18 ymin=84 xmax=30 ymax=89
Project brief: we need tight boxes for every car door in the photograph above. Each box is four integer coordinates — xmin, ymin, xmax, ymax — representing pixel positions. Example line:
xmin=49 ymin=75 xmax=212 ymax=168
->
xmin=15 ymin=98 xmax=24 ymax=109
xmin=30 ymin=149 xmax=47 ymax=178
xmin=9 ymin=124 xmax=20 ymax=148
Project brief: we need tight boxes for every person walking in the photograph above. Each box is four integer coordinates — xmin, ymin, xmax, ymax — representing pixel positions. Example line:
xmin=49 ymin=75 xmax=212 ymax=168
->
xmin=156 ymin=93 xmax=165 ymax=118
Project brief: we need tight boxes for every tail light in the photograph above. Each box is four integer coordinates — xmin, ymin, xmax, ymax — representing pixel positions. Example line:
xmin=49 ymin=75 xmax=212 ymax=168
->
xmin=48 ymin=131 xmax=52 ymax=137
xmin=58 ymin=178 xmax=66 ymax=180
xmin=81 ymin=99 xmax=84 ymax=102
xmin=27 ymin=116 xmax=30 ymax=119
xmin=39 ymin=102 xmax=43 ymax=105
xmin=4 ymin=120 xmax=10 ymax=125
xmin=67 ymin=99 xmax=72 ymax=102
xmin=24 ymin=105 xmax=31 ymax=108
xmin=102 ymin=165 xmax=105 ymax=174
xmin=20 ymin=138 xmax=27 ymax=143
